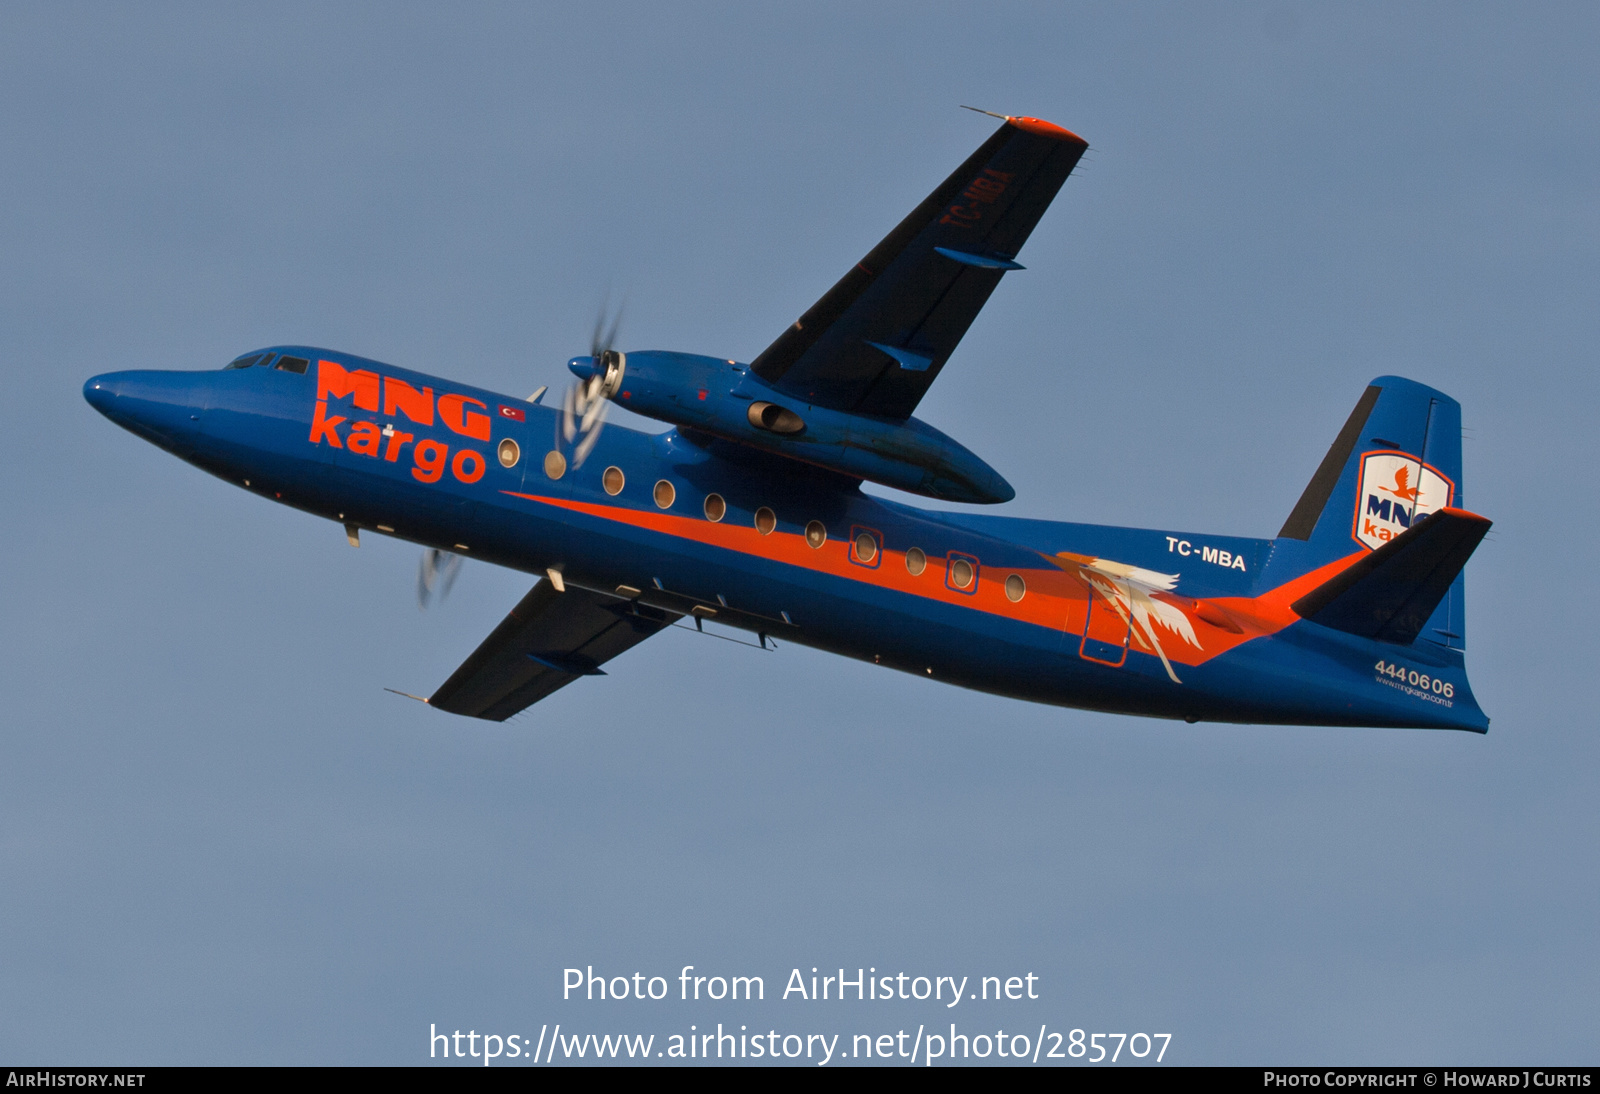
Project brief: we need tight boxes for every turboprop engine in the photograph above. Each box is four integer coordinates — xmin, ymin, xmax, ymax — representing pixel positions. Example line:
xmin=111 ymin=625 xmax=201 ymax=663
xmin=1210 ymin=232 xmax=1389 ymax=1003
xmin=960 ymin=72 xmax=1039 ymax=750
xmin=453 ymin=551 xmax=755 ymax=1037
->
xmin=568 ymin=350 xmax=1014 ymax=504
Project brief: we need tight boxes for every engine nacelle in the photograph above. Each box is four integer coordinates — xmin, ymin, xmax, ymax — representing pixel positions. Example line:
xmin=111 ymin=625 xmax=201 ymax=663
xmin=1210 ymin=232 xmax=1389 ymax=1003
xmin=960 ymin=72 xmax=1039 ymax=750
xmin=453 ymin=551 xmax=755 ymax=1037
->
xmin=568 ymin=351 xmax=1014 ymax=504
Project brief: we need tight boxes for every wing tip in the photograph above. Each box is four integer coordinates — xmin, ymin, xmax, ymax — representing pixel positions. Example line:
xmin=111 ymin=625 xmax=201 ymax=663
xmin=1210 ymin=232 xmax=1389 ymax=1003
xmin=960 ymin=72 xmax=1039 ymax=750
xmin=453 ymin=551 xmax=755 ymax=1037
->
xmin=1005 ymin=115 xmax=1086 ymax=144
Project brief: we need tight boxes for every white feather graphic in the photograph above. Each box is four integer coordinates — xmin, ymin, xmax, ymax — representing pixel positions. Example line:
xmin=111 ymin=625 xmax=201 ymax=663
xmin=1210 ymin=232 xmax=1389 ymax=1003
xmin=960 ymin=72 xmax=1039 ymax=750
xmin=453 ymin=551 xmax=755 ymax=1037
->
xmin=1055 ymin=553 xmax=1202 ymax=684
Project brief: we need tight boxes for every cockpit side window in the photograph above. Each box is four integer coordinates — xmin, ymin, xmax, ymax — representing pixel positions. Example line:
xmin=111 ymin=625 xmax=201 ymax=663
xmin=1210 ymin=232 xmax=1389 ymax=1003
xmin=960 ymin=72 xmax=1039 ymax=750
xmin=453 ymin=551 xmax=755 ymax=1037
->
xmin=274 ymin=356 xmax=310 ymax=374
xmin=224 ymin=353 xmax=265 ymax=370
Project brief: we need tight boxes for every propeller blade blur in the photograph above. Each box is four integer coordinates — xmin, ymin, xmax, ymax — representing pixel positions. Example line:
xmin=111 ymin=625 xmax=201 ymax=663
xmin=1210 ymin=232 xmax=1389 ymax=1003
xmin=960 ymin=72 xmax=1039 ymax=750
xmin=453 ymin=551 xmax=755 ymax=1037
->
xmin=417 ymin=548 xmax=463 ymax=609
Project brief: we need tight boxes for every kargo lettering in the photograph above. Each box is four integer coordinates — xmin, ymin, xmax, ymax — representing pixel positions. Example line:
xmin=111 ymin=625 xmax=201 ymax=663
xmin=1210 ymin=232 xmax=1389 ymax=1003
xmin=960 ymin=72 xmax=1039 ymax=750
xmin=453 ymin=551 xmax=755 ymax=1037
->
xmin=310 ymin=359 xmax=489 ymax=484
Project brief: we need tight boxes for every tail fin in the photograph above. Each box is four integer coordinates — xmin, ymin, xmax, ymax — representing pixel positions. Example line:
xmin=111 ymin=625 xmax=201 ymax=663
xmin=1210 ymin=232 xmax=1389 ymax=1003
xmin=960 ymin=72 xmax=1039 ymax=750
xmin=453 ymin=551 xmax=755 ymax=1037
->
xmin=1272 ymin=376 xmax=1471 ymax=648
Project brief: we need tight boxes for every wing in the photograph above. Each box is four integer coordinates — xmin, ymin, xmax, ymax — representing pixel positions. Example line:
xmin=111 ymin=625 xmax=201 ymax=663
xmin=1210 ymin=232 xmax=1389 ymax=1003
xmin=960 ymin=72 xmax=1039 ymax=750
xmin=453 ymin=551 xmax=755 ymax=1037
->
xmin=428 ymin=580 xmax=677 ymax=721
xmin=749 ymin=115 xmax=1088 ymax=420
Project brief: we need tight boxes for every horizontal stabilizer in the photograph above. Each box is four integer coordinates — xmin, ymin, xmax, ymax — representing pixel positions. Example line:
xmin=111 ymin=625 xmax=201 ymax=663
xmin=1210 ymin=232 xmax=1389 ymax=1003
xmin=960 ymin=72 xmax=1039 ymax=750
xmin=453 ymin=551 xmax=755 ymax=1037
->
xmin=429 ymin=580 xmax=675 ymax=720
xmin=1291 ymin=507 xmax=1491 ymax=645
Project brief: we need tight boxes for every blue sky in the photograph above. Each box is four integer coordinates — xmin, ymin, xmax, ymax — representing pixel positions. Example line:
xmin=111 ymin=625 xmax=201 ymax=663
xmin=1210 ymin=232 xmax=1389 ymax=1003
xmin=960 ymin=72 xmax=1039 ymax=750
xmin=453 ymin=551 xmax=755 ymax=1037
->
xmin=2 ymin=2 xmax=1596 ymax=1064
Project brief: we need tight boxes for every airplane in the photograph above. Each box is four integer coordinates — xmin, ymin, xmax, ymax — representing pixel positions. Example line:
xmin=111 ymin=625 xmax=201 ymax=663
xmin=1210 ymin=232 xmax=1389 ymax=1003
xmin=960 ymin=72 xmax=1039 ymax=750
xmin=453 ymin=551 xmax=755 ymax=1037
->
xmin=83 ymin=112 xmax=1492 ymax=732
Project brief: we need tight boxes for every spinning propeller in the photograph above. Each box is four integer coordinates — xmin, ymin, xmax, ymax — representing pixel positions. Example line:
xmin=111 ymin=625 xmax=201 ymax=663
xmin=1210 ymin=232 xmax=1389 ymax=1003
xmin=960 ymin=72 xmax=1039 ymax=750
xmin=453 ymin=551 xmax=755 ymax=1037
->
xmin=414 ymin=303 xmax=626 ymax=608
xmin=559 ymin=305 xmax=626 ymax=469
xmin=417 ymin=547 xmax=462 ymax=609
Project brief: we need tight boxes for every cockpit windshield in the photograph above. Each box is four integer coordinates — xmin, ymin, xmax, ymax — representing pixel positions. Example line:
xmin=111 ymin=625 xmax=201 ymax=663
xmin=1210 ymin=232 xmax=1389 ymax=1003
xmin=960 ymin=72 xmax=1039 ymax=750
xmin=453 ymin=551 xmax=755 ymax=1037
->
xmin=224 ymin=353 xmax=266 ymax=370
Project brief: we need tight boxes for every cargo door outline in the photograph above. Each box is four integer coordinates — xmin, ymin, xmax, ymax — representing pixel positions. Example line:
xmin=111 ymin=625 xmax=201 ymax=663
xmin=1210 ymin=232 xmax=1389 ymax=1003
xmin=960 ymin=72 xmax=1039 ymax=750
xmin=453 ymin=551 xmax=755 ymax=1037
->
xmin=1079 ymin=575 xmax=1132 ymax=667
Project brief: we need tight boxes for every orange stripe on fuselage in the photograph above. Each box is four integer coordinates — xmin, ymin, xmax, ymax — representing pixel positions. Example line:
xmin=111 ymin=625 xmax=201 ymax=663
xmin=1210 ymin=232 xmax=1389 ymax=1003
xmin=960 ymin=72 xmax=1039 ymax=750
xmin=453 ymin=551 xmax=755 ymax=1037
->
xmin=501 ymin=490 xmax=1366 ymax=668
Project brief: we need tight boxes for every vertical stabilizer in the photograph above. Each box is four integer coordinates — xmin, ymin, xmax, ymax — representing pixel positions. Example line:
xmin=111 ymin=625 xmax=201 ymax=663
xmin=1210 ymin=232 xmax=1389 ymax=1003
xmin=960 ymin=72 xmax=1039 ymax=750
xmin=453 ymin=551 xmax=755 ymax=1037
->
xmin=1271 ymin=376 xmax=1468 ymax=648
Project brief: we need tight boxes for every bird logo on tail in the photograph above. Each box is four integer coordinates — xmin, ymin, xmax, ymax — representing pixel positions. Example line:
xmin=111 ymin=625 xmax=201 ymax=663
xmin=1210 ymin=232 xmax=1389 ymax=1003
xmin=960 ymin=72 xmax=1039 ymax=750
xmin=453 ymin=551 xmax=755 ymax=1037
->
xmin=1380 ymin=465 xmax=1423 ymax=504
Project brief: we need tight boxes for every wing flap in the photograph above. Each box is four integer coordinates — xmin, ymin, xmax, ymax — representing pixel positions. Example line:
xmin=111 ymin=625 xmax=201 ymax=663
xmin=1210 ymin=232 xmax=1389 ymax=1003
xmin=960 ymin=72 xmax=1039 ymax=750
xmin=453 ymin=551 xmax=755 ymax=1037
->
xmin=1291 ymin=507 xmax=1492 ymax=645
xmin=750 ymin=117 xmax=1087 ymax=419
xmin=429 ymin=581 xmax=677 ymax=721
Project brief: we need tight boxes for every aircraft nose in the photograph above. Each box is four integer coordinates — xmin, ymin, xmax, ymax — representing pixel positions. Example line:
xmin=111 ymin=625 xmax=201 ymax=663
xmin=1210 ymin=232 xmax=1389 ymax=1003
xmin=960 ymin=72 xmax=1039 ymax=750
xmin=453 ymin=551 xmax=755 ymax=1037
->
xmin=83 ymin=373 xmax=119 ymax=414
xmin=83 ymin=370 xmax=206 ymax=452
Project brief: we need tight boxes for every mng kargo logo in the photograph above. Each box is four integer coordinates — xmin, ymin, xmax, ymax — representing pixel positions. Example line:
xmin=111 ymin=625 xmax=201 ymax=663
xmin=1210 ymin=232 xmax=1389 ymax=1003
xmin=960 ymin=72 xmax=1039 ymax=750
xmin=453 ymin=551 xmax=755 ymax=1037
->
xmin=1352 ymin=450 xmax=1454 ymax=550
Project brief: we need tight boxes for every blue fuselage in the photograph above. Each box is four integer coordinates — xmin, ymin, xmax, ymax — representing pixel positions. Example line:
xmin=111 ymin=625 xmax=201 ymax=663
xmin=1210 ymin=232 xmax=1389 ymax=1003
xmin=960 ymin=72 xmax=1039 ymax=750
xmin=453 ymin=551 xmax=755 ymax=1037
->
xmin=83 ymin=347 xmax=1489 ymax=732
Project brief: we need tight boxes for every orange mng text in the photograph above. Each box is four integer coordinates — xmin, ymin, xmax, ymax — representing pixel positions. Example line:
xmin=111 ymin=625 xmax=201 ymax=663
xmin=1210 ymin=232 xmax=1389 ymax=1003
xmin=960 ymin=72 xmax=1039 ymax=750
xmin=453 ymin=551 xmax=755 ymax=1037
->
xmin=309 ymin=359 xmax=489 ymax=484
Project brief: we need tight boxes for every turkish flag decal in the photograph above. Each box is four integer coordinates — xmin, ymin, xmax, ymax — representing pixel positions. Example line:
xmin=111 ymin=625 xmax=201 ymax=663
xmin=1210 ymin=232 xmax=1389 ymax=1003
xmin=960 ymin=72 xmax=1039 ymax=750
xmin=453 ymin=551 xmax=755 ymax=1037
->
xmin=498 ymin=404 xmax=526 ymax=422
